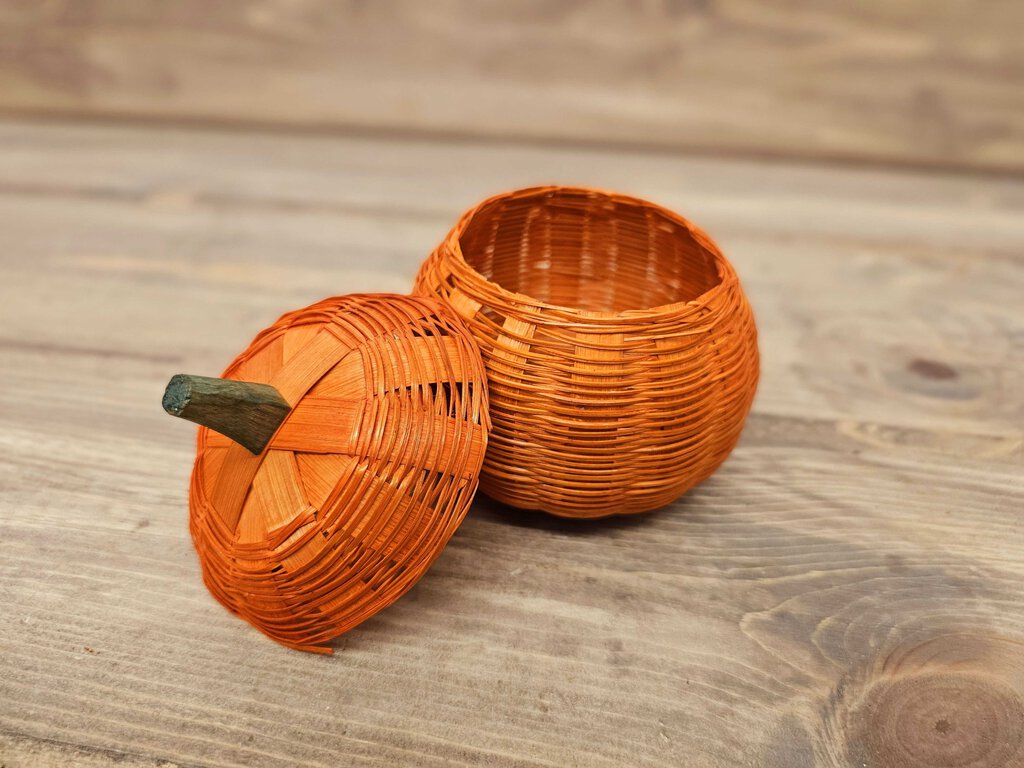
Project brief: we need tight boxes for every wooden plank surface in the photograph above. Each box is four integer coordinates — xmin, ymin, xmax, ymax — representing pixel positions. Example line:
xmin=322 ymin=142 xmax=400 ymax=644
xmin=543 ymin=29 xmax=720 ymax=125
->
xmin=0 ymin=118 xmax=1022 ymax=767
xmin=1 ymin=1 xmax=1023 ymax=174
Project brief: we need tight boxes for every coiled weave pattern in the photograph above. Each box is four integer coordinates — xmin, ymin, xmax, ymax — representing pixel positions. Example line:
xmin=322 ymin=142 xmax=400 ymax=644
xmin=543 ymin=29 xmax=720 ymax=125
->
xmin=189 ymin=294 xmax=489 ymax=652
xmin=415 ymin=186 xmax=759 ymax=518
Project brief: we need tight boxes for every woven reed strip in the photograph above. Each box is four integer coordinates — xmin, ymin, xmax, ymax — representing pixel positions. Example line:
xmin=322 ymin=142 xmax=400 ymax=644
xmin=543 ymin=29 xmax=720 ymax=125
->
xmin=414 ymin=186 xmax=759 ymax=518
xmin=189 ymin=294 xmax=489 ymax=652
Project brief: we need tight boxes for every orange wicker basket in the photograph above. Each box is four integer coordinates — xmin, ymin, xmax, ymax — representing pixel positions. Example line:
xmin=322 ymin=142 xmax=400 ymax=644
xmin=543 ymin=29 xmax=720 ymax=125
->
xmin=414 ymin=186 xmax=759 ymax=518
xmin=170 ymin=294 xmax=489 ymax=652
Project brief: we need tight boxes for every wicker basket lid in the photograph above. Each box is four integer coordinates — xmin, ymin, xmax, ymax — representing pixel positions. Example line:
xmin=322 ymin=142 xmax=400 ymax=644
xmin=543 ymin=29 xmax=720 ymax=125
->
xmin=163 ymin=294 xmax=489 ymax=653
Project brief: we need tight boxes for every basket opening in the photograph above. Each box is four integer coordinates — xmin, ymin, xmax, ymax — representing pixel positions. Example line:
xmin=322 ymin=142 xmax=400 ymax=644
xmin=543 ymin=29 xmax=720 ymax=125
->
xmin=459 ymin=190 xmax=722 ymax=312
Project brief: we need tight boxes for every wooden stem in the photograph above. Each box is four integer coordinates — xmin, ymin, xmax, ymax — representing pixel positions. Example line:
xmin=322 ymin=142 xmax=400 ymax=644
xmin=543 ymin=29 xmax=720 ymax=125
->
xmin=162 ymin=374 xmax=291 ymax=455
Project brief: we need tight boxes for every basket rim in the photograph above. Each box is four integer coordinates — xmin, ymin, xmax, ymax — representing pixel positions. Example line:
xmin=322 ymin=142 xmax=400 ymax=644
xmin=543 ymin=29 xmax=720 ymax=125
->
xmin=447 ymin=185 xmax=738 ymax=321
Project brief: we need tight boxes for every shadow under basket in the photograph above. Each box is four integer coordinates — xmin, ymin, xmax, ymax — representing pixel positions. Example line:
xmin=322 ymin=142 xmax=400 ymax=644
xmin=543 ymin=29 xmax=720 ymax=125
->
xmin=414 ymin=186 xmax=760 ymax=518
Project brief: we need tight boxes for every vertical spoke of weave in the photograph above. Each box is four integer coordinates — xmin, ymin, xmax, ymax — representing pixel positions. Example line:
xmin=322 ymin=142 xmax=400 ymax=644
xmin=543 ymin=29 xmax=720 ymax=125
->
xmin=186 ymin=294 xmax=489 ymax=652
xmin=414 ymin=186 xmax=759 ymax=519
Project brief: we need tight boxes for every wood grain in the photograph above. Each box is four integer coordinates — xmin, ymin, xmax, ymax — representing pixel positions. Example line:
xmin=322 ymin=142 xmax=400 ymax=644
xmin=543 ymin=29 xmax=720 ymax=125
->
xmin=0 ymin=1 xmax=1022 ymax=173
xmin=0 ymin=118 xmax=1022 ymax=767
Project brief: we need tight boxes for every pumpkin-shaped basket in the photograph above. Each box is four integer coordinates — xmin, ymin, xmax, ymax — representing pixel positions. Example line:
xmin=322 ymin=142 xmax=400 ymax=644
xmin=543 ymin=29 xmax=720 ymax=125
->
xmin=164 ymin=294 xmax=489 ymax=652
xmin=414 ymin=186 xmax=759 ymax=518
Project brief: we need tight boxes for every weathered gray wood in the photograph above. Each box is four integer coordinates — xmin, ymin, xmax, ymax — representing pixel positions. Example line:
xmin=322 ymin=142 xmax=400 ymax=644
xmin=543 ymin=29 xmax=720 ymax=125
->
xmin=162 ymin=374 xmax=290 ymax=455
xmin=0 ymin=119 xmax=1022 ymax=767
xmin=0 ymin=1 xmax=1022 ymax=173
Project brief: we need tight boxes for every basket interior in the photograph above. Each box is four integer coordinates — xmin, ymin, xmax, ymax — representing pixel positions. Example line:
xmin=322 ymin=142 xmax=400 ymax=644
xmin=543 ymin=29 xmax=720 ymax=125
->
xmin=459 ymin=189 xmax=722 ymax=312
